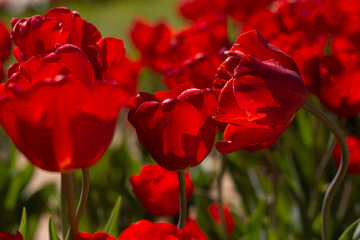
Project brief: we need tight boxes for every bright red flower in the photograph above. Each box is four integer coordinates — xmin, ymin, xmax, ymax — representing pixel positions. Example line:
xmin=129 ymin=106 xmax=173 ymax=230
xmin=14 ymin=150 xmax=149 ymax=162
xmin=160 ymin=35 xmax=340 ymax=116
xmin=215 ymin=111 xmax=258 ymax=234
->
xmin=214 ymin=31 xmax=308 ymax=153
xmin=130 ymin=164 xmax=194 ymax=217
xmin=0 ymin=231 xmax=23 ymax=240
xmin=333 ymin=136 xmax=360 ymax=174
xmin=118 ymin=220 xmax=191 ymax=240
xmin=10 ymin=8 xmax=136 ymax=95
xmin=77 ymin=232 xmax=116 ymax=240
xmin=11 ymin=7 xmax=101 ymax=62
xmin=128 ymin=83 xmax=217 ymax=171
xmin=184 ymin=217 xmax=208 ymax=240
xmin=208 ymin=203 xmax=235 ymax=236
xmin=0 ymin=20 xmax=11 ymax=81
xmin=0 ymin=45 xmax=127 ymax=172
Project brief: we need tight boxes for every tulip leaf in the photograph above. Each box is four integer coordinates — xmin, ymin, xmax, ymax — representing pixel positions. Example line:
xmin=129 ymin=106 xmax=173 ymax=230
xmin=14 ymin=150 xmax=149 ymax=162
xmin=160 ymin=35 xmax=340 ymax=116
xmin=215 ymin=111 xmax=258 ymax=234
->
xmin=49 ymin=217 xmax=60 ymax=240
xmin=245 ymin=198 xmax=266 ymax=240
xmin=339 ymin=217 xmax=360 ymax=240
xmin=19 ymin=207 xmax=27 ymax=240
xmin=103 ymin=196 xmax=122 ymax=236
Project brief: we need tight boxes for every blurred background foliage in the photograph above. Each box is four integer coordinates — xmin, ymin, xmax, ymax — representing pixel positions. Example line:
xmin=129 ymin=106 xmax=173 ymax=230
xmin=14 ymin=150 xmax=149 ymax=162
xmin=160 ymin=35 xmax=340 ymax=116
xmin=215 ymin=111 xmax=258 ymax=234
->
xmin=0 ymin=0 xmax=360 ymax=239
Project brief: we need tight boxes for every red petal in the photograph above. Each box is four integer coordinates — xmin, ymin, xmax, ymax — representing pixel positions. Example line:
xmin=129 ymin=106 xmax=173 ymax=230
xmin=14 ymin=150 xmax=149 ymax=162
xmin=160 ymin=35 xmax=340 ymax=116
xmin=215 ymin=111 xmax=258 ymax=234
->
xmin=11 ymin=16 xmax=70 ymax=61
xmin=231 ymin=30 xmax=300 ymax=74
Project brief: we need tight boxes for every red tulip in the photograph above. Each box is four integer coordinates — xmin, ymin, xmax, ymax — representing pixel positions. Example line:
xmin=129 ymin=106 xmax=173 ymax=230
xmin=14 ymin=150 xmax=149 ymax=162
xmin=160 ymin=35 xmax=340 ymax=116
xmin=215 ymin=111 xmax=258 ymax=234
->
xmin=0 ymin=45 xmax=127 ymax=172
xmin=10 ymin=8 xmax=136 ymax=96
xmin=0 ymin=20 xmax=11 ymax=81
xmin=0 ymin=231 xmax=23 ymax=240
xmin=77 ymin=232 xmax=116 ymax=240
xmin=128 ymin=83 xmax=217 ymax=171
xmin=130 ymin=164 xmax=194 ymax=217
xmin=208 ymin=203 xmax=235 ymax=236
xmin=118 ymin=220 xmax=191 ymax=240
xmin=11 ymin=7 xmax=101 ymax=62
xmin=214 ymin=30 xmax=308 ymax=153
xmin=316 ymin=36 xmax=360 ymax=117
xmin=333 ymin=135 xmax=360 ymax=174
xmin=184 ymin=217 xmax=208 ymax=240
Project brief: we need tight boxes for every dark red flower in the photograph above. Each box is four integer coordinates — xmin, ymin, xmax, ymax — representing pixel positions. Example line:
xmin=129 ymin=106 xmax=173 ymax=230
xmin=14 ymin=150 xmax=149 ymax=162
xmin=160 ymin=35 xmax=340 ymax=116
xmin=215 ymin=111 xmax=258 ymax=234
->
xmin=0 ymin=20 xmax=11 ymax=81
xmin=128 ymin=83 xmax=217 ymax=171
xmin=77 ymin=232 xmax=116 ymax=240
xmin=0 ymin=231 xmax=23 ymax=240
xmin=184 ymin=217 xmax=208 ymax=240
xmin=0 ymin=45 xmax=127 ymax=172
xmin=130 ymin=164 xmax=194 ymax=216
xmin=208 ymin=203 xmax=235 ymax=236
xmin=214 ymin=31 xmax=308 ymax=153
xmin=333 ymin=136 xmax=360 ymax=174
xmin=118 ymin=220 xmax=191 ymax=240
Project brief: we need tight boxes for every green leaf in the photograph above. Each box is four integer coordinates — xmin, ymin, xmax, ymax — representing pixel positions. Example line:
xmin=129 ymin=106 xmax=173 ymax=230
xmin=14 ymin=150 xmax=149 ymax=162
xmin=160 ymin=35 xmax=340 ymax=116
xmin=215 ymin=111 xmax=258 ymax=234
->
xmin=19 ymin=207 xmax=27 ymax=240
xmin=339 ymin=217 xmax=360 ymax=240
xmin=245 ymin=198 xmax=266 ymax=240
xmin=49 ymin=217 xmax=60 ymax=240
xmin=103 ymin=196 xmax=122 ymax=236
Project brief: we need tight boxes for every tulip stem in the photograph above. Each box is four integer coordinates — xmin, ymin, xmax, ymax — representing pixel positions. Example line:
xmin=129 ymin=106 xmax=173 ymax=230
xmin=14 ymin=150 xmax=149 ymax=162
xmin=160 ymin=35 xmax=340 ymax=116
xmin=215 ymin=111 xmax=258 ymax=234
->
xmin=64 ymin=169 xmax=90 ymax=239
xmin=217 ymin=155 xmax=228 ymax=239
xmin=177 ymin=170 xmax=187 ymax=229
xmin=60 ymin=175 xmax=68 ymax=239
xmin=76 ymin=168 xmax=90 ymax=220
xmin=61 ymin=172 xmax=78 ymax=240
xmin=302 ymin=101 xmax=349 ymax=240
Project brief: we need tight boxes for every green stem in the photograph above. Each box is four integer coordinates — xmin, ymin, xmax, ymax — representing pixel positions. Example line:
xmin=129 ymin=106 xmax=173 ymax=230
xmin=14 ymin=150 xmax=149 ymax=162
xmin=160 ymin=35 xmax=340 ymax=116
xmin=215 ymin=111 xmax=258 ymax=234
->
xmin=217 ymin=155 xmax=228 ymax=239
xmin=61 ymin=172 xmax=78 ymax=240
xmin=302 ymin=101 xmax=349 ymax=240
xmin=76 ymin=168 xmax=90 ymax=220
xmin=60 ymin=175 xmax=68 ymax=239
xmin=65 ymin=169 xmax=90 ymax=239
xmin=177 ymin=170 xmax=187 ymax=229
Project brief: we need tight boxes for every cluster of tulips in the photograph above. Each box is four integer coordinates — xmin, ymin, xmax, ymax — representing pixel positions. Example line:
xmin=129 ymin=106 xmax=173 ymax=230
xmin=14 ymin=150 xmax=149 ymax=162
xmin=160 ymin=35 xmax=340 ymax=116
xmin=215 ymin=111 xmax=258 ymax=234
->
xmin=0 ymin=0 xmax=359 ymax=239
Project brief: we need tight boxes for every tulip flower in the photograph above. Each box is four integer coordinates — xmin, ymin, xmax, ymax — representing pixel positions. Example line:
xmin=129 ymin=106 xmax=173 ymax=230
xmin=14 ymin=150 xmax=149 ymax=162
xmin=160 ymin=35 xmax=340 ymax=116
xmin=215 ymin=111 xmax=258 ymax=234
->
xmin=214 ymin=30 xmax=308 ymax=153
xmin=128 ymin=83 xmax=217 ymax=171
xmin=118 ymin=220 xmax=191 ymax=240
xmin=333 ymin=135 xmax=360 ymax=174
xmin=184 ymin=218 xmax=208 ymax=240
xmin=0 ymin=45 xmax=127 ymax=172
xmin=130 ymin=164 xmax=194 ymax=216
xmin=0 ymin=20 xmax=11 ymax=81
xmin=208 ymin=202 xmax=235 ymax=236
xmin=77 ymin=232 xmax=116 ymax=240
xmin=0 ymin=231 xmax=23 ymax=240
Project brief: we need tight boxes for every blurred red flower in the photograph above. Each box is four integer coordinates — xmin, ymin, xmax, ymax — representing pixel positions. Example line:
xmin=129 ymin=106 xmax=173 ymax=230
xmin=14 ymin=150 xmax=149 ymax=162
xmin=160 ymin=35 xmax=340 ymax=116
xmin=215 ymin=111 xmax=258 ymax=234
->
xmin=130 ymin=16 xmax=229 ymax=89
xmin=77 ymin=232 xmax=116 ymax=240
xmin=333 ymin=135 xmax=360 ymax=174
xmin=0 ymin=231 xmax=23 ymax=240
xmin=0 ymin=20 xmax=11 ymax=81
xmin=316 ymin=36 xmax=360 ymax=117
xmin=214 ymin=30 xmax=308 ymax=153
xmin=0 ymin=44 xmax=128 ymax=172
xmin=184 ymin=217 xmax=208 ymax=240
xmin=208 ymin=202 xmax=235 ymax=236
xmin=118 ymin=220 xmax=191 ymax=240
xmin=130 ymin=164 xmax=194 ymax=217
xmin=128 ymin=83 xmax=217 ymax=171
